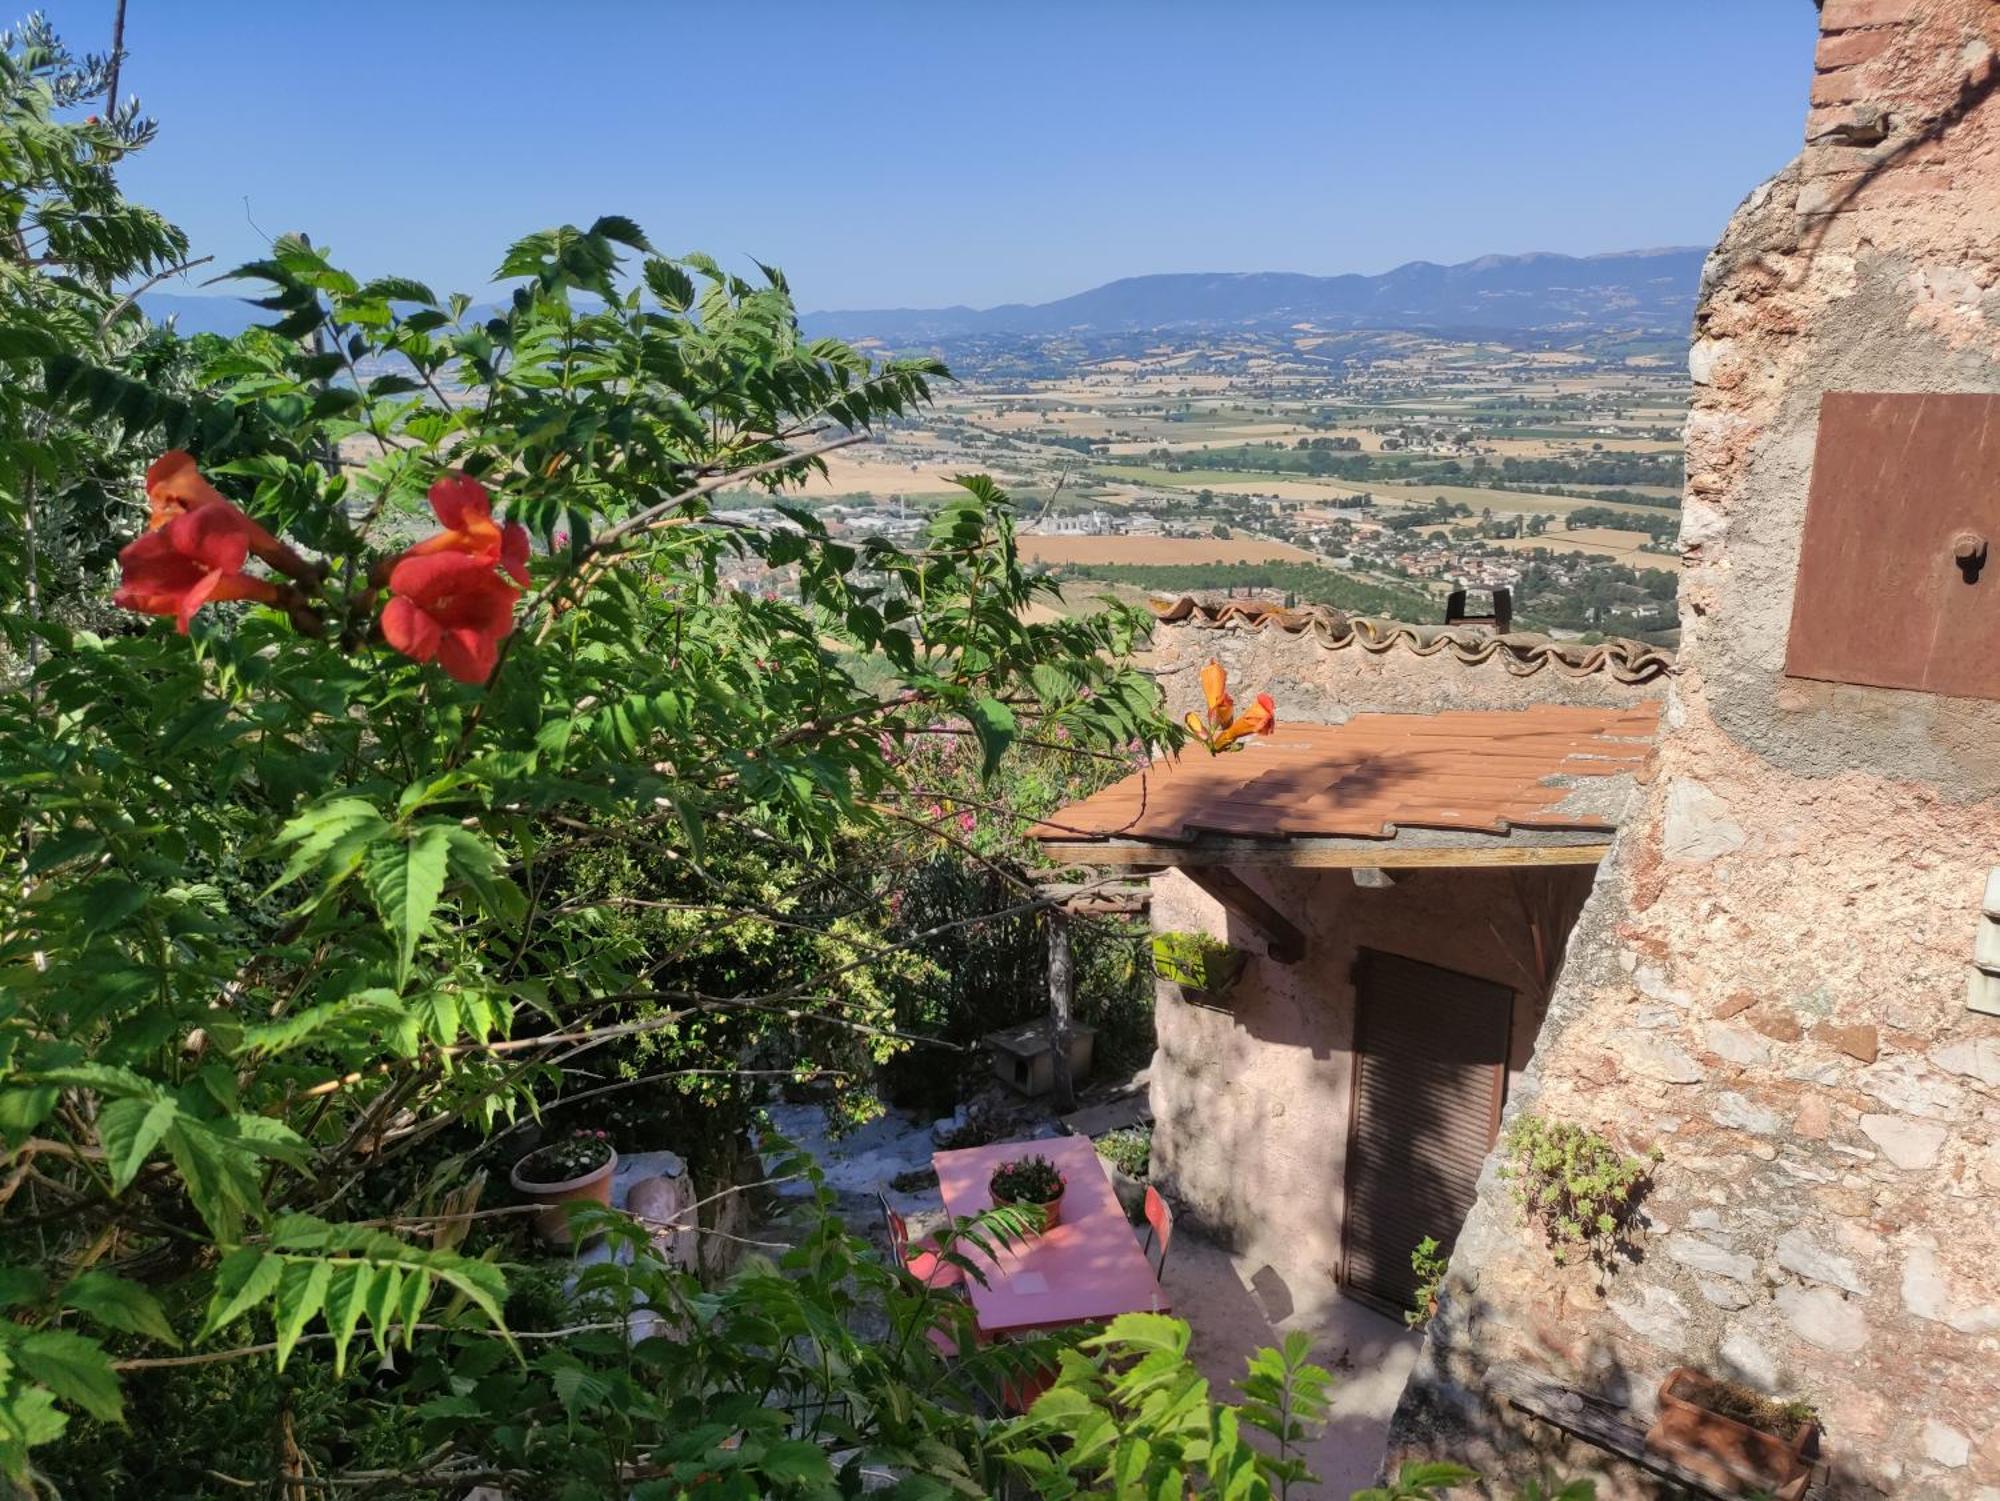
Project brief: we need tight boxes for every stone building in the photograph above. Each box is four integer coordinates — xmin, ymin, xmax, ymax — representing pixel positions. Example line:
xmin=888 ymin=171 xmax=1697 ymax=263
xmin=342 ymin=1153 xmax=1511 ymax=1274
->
xmin=1383 ymin=2 xmax=2000 ymax=1494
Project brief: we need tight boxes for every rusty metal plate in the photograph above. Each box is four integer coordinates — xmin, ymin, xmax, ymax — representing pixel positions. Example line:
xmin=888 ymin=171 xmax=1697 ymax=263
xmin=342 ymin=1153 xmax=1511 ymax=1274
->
xmin=1785 ymin=391 xmax=2000 ymax=699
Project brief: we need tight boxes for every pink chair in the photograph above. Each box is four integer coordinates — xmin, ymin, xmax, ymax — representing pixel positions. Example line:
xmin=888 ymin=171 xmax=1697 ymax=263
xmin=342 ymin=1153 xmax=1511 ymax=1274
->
xmin=1140 ymin=1185 xmax=1174 ymax=1281
xmin=878 ymin=1192 xmax=965 ymax=1290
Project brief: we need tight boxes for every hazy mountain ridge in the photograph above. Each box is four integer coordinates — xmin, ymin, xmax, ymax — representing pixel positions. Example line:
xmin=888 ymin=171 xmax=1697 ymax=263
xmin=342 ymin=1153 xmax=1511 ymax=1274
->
xmin=801 ymin=248 xmax=1707 ymax=343
xmin=137 ymin=247 xmax=1706 ymax=346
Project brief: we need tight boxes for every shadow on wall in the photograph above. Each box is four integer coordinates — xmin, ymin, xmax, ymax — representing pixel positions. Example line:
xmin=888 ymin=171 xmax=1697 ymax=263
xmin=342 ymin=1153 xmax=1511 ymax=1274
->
xmin=1397 ymin=1285 xmax=1877 ymax=1500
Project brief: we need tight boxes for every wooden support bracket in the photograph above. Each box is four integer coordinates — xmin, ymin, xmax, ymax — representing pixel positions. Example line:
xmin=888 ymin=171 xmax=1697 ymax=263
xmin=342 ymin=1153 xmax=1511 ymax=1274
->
xmin=1182 ymin=867 xmax=1306 ymax=964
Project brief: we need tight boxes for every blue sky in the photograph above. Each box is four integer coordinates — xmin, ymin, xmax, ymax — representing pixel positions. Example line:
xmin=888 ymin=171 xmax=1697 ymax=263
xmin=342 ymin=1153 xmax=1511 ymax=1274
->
xmin=42 ymin=1 xmax=1819 ymax=310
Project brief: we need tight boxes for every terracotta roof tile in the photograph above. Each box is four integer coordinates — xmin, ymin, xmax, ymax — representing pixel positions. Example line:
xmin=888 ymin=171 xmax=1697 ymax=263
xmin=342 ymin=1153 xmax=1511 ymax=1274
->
xmin=1031 ymin=702 xmax=1659 ymax=846
xmin=1149 ymin=596 xmax=1675 ymax=684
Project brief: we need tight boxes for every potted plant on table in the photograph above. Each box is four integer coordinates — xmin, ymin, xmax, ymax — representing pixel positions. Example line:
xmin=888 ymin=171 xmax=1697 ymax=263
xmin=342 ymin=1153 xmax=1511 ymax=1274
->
xmin=1151 ymin=930 xmax=1246 ymax=1004
xmin=511 ymin=1129 xmax=618 ymax=1247
xmin=990 ymin=1154 xmax=1068 ymax=1229
xmin=1644 ymin=1367 xmax=1820 ymax=1500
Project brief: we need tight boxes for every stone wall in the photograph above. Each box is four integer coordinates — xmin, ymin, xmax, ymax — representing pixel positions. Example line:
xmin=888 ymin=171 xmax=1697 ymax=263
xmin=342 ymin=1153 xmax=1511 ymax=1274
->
xmin=1389 ymin=4 xmax=2000 ymax=1495
xmin=1145 ymin=605 xmax=1668 ymax=727
xmin=1150 ymin=865 xmax=1592 ymax=1311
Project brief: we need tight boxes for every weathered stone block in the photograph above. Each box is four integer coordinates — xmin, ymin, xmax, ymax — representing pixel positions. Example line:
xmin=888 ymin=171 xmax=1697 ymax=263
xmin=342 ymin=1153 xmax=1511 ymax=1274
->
xmin=1607 ymin=1283 xmax=1690 ymax=1347
xmin=1614 ymin=1031 xmax=1704 ymax=1085
xmin=1776 ymin=1228 xmax=1868 ymax=1295
xmin=1812 ymin=1021 xmax=1878 ymax=1062
xmin=1816 ymin=28 xmax=1895 ymax=69
xmin=1666 ymin=1235 xmax=1756 ymax=1282
xmin=1719 ymin=1329 xmax=1780 ymax=1389
xmin=1859 ymin=1113 xmax=1946 ymax=1169
xmin=1923 ymin=1419 xmax=1971 ymax=1469
xmin=1820 ymin=0 xmax=1916 ymax=29
xmin=1706 ymin=1022 xmax=1773 ymax=1066
xmin=1710 ymin=1091 xmax=1782 ymax=1135
xmin=1859 ymin=1056 xmax=1963 ymax=1118
xmin=1810 ymin=67 xmax=1867 ymax=107
xmin=1776 ymin=1284 xmax=1869 ymax=1352
xmin=1931 ymin=1035 xmax=2000 ymax=1087
xmin=1663 ymin=778 xmax=1746 ymax=863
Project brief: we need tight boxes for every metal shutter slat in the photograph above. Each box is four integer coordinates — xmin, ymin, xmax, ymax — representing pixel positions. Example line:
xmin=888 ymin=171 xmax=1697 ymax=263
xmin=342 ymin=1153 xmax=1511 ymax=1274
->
xmin=1341 ymin=950 xmax=1513 ymax=1315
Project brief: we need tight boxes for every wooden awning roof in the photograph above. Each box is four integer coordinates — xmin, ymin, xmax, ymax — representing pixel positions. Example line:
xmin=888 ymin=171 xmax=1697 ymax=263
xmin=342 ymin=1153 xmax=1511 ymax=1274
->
xmin=1033 ymin=702 xmax=1659 ymax=869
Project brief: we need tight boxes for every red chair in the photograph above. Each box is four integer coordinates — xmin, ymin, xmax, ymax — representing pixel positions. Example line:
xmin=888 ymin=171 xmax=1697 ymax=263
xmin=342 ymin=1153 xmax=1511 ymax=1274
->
xmin=1140 ymin=1185 xmax=1174 ymax=1281
xmin=878 ymin=1192 xmax=965 ymax=1290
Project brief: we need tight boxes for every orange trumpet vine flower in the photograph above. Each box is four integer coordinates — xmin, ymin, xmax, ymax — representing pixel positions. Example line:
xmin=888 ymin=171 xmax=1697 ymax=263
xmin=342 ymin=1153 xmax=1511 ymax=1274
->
xmin=1183 ymin=659 xmax=1277 ymax=753
xmin=381 ymin=552 xmax=520 ymax=684
xmin=399 ymin=473 xmax=532 ymax=585
xmin=114 ymin=502 xmax=285 ymax=632
xmin=144 ymin=450 xmax=313 ymax=580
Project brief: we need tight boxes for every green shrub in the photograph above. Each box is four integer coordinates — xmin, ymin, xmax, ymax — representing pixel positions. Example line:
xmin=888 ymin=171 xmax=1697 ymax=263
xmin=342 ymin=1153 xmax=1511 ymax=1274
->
xmin=1406 ymin=1236 xmax=1448 ymax=1329
xmin=1500 ymin=1114 xmax=1658 ymax=1272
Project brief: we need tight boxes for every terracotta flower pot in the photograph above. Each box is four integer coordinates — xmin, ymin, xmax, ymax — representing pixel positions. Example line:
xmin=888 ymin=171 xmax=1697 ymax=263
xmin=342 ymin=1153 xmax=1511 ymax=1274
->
xmin=1644 ymin=1367 xmax=1817 ymax=1501
xmin=511 ymin=1145 xmax=617 ymax=1246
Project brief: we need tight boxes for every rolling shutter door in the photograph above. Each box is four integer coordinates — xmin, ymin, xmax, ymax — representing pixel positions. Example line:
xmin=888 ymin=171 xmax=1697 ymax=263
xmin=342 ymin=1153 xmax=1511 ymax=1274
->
xmin=1341 ymin=949 xmax=1512 ymax=1316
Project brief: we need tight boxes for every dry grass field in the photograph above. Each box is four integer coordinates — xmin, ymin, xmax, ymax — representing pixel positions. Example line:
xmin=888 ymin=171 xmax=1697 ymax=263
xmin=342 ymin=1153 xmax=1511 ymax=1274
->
xmin=785 ymin=450 xmax=1022 ymax=497
xmin=1019 ymin=534 xmax=1321 ymax=566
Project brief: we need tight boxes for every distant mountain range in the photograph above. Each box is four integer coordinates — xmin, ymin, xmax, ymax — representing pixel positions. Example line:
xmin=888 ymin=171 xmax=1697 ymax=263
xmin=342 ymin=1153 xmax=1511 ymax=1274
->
xmin=137 ymin=247 xmax=1707 ymax=346
xmin=800 ymin=249 xmax=1707 ymax=344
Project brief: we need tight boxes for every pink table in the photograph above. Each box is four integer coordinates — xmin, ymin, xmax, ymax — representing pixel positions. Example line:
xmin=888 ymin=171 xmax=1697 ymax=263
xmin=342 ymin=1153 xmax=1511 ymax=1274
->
xmin=933 ymin=1134 xmax=1169 ymax=1335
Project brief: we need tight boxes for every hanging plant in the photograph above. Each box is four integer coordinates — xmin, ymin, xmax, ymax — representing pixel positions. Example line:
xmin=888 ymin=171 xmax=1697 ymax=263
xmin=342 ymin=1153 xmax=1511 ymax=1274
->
xmin=1151 ymin=930 xmax=1246 ymax=999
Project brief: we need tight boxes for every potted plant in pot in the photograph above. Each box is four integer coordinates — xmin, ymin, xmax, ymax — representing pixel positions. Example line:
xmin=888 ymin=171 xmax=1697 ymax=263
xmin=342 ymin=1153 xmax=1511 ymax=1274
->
xmin=1095 ymin=1125 xmax=1152 ymax=1221
xmin=1151 ymin=930 xmax=1246 ymax=1004
xmin=1644 ymin=1367 xmax=1820 ymax=1500
xmin=511 ymin=1129 xmax=617 ymax=1247
xmin=989 ymin=1154 xmax=1067 ymax=1228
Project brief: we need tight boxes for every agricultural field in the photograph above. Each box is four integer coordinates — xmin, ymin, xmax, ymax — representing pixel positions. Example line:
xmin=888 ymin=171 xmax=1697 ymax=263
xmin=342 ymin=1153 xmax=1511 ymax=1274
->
xmin=1018 ymin=534 xmax=1321 ymax=566
xmin=1490 ymin=526 xmax=1667 ymax=567
xmin=750 ymin=328 xmax=1686 ymax=643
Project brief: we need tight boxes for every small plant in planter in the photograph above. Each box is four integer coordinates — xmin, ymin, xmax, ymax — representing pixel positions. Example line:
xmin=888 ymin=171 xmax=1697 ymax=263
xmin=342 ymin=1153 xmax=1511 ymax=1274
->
xmin=1096 ymin=1125 xmax=1153 ymax=1220
xmin=1645 ymin=1367 xmax=1820 ymax=1500
xmin=1151 ymin=930 xmax=1246 ymax=1001
xmin=989 ymin=1154 xmax=1067 ymax=1228
xmin=1095 ymin=1126 xmax=1151 ymax=1180
xmin=511 ymin=1129 xmax=617 ymax=1247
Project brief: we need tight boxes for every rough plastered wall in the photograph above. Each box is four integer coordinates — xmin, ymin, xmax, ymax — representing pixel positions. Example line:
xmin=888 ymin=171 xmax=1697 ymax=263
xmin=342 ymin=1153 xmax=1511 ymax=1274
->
xmin=1146 ymin=619 xmax=1661 ymax=726
xmin=1389 ymin=4 xmax=2000 ymax=1496
xmin=1150 ymin=865 xmax=1590 ymax=1311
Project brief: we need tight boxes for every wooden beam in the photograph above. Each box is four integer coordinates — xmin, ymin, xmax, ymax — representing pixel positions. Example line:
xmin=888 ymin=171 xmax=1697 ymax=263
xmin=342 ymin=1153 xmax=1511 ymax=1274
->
xmin=1037 ymin=839 xmax=1610 ymax=872
xmin=1182 ymin=867 xmax=1306 ymax=964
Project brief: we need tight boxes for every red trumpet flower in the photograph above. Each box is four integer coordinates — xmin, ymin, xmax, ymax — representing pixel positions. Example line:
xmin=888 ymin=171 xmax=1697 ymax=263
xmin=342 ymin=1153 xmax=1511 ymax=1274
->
xmin=144 ymin=450 xmax=311 ymax=580
xmin=114 ymin=502 xmax=285 ymax=632
xmin=380 ymin=552 xmax=520 ymax=684
xmin=400 ymin=473 xmax=532 ymax=584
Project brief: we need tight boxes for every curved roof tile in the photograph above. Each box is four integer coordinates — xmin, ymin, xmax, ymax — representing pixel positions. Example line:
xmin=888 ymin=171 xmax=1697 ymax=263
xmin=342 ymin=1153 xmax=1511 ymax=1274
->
xmin=1148 ymin=596 xmax=1675 ymax=686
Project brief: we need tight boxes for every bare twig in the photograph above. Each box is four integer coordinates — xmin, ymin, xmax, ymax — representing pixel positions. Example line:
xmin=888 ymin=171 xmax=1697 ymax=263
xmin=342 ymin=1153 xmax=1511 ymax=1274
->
xmin=96 ymin=254 xmax=216 ymax=340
